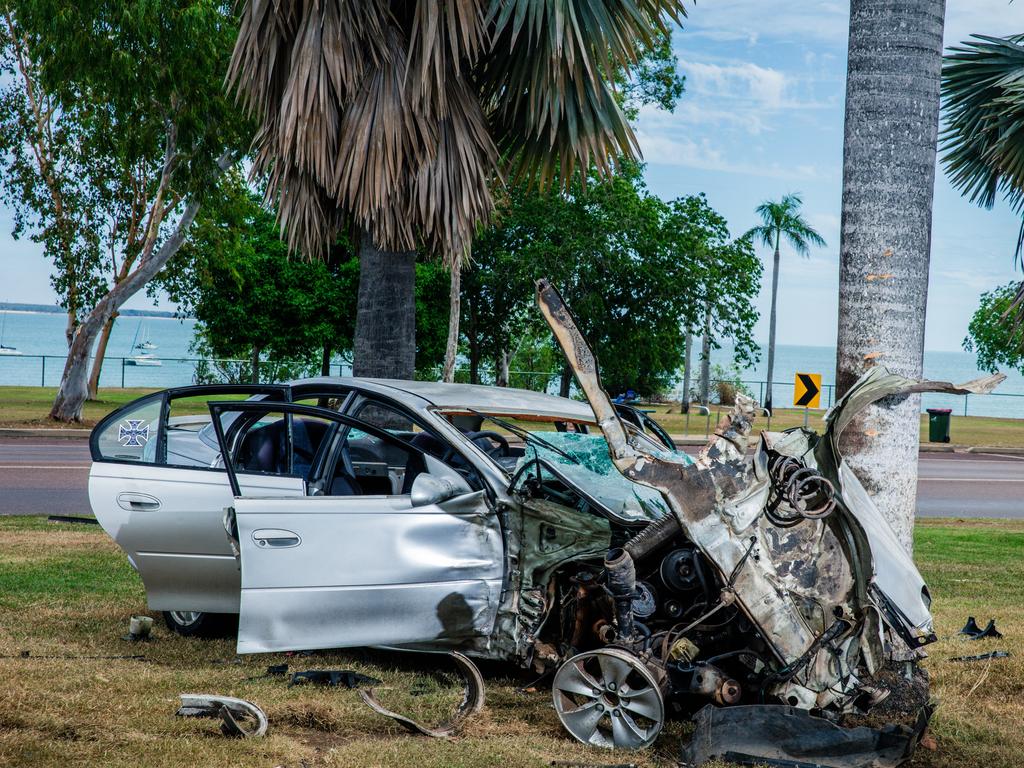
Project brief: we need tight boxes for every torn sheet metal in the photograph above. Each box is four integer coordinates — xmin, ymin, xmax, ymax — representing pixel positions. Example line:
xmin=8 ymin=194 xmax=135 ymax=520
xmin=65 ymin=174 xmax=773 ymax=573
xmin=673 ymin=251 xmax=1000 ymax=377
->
xmin=681 ymin=704 xmax=933 ymax=768
xmin=176 ymin=694 xmax=268 ymax=738
xmin=535 ymin=277 xmax=980 ymax=713
xmin=358 ymin=651 xmax=484 ymax=738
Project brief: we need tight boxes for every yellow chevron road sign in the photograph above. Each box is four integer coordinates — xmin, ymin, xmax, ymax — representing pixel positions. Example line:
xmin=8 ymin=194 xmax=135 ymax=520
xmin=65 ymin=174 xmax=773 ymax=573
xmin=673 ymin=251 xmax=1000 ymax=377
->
xmin=793 ymin=372 xmax=822 ymax=408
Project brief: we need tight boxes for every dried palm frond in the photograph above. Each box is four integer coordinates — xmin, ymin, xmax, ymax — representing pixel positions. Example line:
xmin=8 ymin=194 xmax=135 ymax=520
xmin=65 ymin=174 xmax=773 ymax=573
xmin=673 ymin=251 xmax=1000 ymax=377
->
xmin=227 ymin=0 xmax=688 ymax=264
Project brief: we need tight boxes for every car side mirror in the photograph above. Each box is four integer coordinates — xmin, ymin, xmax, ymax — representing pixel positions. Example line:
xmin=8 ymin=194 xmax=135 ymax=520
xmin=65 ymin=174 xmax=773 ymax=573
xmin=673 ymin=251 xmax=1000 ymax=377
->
xmin=410 ymin=474 xmax=459 ymax=507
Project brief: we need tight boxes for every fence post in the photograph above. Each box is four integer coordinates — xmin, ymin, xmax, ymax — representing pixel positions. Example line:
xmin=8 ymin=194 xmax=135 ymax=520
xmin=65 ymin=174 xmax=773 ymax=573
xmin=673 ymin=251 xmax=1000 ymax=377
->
xmin=40 ymin=356 xmax=46 ymax=387
xmin=964 ymin=394 xmax=968 ymax=418
xmin=121 ymin=357 xmax=126 ymax=388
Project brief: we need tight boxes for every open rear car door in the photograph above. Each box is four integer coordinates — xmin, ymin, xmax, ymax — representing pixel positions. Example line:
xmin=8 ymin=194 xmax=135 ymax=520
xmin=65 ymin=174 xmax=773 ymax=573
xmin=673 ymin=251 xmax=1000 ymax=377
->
xmin=210 ymin=402 xmax=504 ymax=654
xmin=88 ymin=384 xmax=304 ymax=614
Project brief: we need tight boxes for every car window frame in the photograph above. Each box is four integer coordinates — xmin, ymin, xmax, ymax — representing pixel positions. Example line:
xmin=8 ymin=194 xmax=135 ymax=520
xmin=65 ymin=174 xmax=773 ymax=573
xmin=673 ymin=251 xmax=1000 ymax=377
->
xmin=90 ymin=384 xmax=291 ymax=467
xmin=207 ymin=400 xmax=464 ymax=498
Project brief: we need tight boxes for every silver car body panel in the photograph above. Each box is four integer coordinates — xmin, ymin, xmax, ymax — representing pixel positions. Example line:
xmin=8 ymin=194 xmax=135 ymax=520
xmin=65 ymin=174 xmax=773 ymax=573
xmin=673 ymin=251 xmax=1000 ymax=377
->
xmin=233 ymin=490 xmax=503 ymax=654
xmin=89 ymin=462 xmax=304 ymax=612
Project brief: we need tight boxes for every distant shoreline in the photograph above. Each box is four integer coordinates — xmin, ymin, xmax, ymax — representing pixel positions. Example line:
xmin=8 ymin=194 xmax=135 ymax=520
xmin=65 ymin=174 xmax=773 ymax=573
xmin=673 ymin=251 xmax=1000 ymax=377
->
xmin=0 ymin=302 xmax=189 ymax=320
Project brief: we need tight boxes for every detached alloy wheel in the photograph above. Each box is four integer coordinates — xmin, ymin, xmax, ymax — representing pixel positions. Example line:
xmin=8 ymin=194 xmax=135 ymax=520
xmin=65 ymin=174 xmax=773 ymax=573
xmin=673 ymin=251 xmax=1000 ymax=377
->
xmin=163 ymin=610 xmax=234 ymax=638
xmin=552 ymin=648 xmax=665 ymax=749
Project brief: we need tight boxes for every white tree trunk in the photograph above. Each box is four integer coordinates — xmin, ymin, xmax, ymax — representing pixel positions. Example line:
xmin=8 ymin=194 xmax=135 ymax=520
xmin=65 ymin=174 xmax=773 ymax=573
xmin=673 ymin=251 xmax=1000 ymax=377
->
xmin=442 ymin=261 xmax=461 ymax=383
xmin=699 ymin=303 xmax=711 ymax=406
xmin=764 ymin=244 xmax=781 ymax=412
xmin=836 ymin=0 xmax=946 ymax=553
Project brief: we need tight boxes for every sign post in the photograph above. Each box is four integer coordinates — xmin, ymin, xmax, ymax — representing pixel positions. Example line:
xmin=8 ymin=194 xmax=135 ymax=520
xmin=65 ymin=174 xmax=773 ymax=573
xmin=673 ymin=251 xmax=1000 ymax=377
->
xmin=793 ymin=372 xmax=822 ymax=426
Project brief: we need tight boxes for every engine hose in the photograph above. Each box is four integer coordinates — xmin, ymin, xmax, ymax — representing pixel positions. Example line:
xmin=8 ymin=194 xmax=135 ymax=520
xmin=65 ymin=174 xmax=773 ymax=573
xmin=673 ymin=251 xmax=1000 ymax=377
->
xmin=604 ymin=548 xmax=637 ymax=641
xmin=623 ymin=514 xmax=682 ymax=561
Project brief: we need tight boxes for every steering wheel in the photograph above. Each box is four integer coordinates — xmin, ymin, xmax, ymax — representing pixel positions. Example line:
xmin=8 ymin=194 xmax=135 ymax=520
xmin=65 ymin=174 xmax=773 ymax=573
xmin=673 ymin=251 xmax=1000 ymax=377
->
xmin=464 ymin=430 xmax=510 ymax=458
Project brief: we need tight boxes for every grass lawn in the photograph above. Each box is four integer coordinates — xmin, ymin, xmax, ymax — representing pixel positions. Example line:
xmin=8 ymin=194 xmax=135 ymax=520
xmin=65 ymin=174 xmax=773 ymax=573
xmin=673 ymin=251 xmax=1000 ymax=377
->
xmin=2 ymin=385 xmax=1024 ymax=448
xmin=0 ymin=516 xmax=1020 ymax=767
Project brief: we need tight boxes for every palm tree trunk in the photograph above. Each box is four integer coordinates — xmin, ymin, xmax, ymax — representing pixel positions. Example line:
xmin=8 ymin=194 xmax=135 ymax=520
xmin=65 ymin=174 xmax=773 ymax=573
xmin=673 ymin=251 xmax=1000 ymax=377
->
xmin=86 ymin=313 xmax=117 ymax=400
xmin=837 ymin=0 xmax=945 ymax=554
xmin=765 ymin=242 xmax=781 ymax=413
xmin=681 ymin=331 xmax=692 ymax=413
xmin=442 ymin=261 xmax=461 ymax=383
xmin=352 ymin=233 xmax=417 ymax=379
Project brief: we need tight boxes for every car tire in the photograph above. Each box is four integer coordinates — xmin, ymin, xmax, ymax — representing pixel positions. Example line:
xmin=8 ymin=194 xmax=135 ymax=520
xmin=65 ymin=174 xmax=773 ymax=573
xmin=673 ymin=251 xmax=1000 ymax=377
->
xmin=162 ymin=610 xmax=237 ymax=638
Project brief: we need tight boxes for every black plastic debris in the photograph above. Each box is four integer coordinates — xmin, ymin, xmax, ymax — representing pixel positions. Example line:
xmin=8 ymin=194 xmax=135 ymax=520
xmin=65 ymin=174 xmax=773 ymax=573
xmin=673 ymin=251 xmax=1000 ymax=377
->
xmin=958 ymin=616 xmax=1003 ymax=640
xmin=288 ymin=670 xmax=381 ymax=689
xmin=951 ymin=651 xmax=1010 ymax=663
xmin=958 ymin=616 xmax=982 ymax=637
xmin=681 ymin=703 xmax=933 ymax=768
xmin=47 ymin=514 xmax=99 ymax=525
xmin=973 ymin=619 xmax=1003 ymax=640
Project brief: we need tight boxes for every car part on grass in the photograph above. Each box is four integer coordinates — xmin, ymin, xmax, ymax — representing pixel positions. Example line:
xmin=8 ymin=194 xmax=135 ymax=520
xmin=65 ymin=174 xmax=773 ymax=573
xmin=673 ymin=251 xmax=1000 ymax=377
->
xmin=959 ymin=616 xmax=983 ymax=637
xmin=124 ymin=615 xmax=153 ymax=641
xmin=176 ymin=694 xmax=268 ymax=738
xmin=552 ymin=648 xmax=666 ymax=750
xmin=951 ymin=650 xmax=1010 ymax=663
xmin=680 ymin=703 xmax=934 ymax=768
xmin=958 ymin=616 xmax=1004 ymax=640
xmin=972 ymin=619 xmax=1003 ymax=640
xmin=358 ymin=651 xmax=484 ymax=738
xmin=288 ymin=669 xmax=382 ymax=688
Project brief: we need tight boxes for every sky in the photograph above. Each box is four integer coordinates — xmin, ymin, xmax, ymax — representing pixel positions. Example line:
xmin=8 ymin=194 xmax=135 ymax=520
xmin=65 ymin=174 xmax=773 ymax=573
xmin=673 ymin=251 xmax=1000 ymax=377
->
xmin=1 ymin=2 xmax=1023 ymax=353
xmin=635 ymin=0 xmax=1024 ymax=352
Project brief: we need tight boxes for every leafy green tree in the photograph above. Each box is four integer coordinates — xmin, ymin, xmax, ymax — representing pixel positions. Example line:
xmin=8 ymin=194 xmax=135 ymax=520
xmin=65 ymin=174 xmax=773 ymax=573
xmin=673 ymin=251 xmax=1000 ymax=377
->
xmin=0 ymin=0 xmax=248 ymax=420
xmin=227 ymin=0 xmax=687 ymax=385
xmin=462 ymin=167 xmax=760 ymax=398
xmin=744 ymin=193 xmax=825 ymax=412
xmin=964 ymin=282 xmax=1024 ymax=374
xmin=163 ymin=178 xmax=449 ymax=383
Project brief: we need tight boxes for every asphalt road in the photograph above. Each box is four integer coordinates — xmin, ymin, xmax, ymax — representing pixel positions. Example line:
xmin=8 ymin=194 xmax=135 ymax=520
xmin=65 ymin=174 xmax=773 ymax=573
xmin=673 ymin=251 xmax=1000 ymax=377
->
xmin=0 ymin=438 xmax=1022 ymax=518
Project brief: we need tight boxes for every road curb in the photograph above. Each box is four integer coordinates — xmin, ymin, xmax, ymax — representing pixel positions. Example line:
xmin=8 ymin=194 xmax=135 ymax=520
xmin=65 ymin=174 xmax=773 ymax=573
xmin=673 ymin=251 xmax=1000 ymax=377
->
xmin=0 ymin=428 xmax=91 ymax=439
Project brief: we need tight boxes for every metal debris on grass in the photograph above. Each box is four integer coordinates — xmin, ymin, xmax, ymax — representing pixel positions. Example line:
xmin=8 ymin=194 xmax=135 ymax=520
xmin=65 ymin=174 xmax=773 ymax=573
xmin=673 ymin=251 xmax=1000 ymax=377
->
xmin=176 ymin=694 xmax=268 ymax=738
xmin=359 ymin=651 xmax=485 ymax=738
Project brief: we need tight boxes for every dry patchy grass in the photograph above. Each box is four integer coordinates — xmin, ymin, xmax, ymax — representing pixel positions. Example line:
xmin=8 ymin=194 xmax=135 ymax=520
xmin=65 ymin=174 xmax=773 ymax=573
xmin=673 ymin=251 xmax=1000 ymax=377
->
xmin=0 ymin=517 xmax=1022 ymax=767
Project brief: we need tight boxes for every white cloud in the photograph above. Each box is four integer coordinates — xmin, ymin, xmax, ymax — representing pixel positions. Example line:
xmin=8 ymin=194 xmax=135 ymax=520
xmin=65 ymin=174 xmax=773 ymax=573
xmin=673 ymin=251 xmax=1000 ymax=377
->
xmin=682 ymin=59 xmax=788 ymax=109
xmin=678 ymin=1 xmax=849 ymax=46
xmin=636 ymin=131 xmax=821 ymax=181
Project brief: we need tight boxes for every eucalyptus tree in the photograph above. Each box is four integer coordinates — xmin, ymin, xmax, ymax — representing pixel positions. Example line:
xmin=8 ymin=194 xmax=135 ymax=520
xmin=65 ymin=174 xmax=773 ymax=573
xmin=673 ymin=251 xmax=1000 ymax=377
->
xmin=744 ymin=193 xmax=825 ymax=412
xmin=837 ymin=0 xmax=946 ymax=553
xmin=227 ymin=0 xmax=686 ymax=380
xmin=942 ymin=34 xmax=1024 ymax=324
xmin=0 ymin=0 xmax=246 ymax=421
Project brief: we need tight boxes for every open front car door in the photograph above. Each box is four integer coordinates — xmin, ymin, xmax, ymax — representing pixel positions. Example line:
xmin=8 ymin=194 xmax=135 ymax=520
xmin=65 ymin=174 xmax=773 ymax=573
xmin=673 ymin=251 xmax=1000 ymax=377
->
xmin=209 ymin=401 xmax=504 ymax=655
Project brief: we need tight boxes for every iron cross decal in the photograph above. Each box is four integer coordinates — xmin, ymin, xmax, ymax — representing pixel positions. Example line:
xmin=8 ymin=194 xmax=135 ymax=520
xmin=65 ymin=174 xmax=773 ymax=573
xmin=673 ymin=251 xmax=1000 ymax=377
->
xmin=118 ymin=419 xmax=151 ymax=447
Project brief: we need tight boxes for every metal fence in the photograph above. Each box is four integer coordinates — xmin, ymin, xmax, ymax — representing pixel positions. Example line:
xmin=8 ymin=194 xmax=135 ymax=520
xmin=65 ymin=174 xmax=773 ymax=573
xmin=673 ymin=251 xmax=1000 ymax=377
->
xmin=2 ymin=354 xmax=1022 ymax=420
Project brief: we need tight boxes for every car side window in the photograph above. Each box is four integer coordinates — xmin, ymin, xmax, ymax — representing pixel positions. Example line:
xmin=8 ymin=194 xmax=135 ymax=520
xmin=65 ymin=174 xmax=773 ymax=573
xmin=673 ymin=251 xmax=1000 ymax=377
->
xmin=93 ymin=396 xmax=163 ymax=463
xmin=323 ymin=425 xmax=426 ymax=496
xmin=216 ymin=408 xmax=335 ymax=481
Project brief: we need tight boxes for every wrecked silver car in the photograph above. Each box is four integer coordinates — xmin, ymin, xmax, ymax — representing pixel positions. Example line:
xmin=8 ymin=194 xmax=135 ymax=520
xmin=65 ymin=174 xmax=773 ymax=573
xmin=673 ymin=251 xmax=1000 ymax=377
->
xmin=87 ymin=281 xmax=1002 ymax=755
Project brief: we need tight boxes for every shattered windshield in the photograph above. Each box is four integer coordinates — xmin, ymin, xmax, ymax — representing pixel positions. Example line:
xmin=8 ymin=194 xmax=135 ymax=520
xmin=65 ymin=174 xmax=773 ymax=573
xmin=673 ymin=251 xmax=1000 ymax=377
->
xmin=515 ymin=431 xmax=691 ymax=524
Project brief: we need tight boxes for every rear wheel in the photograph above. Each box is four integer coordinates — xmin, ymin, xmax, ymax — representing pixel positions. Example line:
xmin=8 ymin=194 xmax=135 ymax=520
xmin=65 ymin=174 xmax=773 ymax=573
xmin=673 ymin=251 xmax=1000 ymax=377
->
xmin=162 ymin=610 xmax=236 ymax=638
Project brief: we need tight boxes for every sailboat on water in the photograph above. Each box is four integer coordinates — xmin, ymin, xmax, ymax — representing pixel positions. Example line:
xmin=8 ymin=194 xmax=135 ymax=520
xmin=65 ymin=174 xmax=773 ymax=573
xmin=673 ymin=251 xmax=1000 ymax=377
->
xmin=134 ymin=320 xmax=158 ymax=351
xmin=126 ymin=320 xmax=161 ymax=366
xmin=0 ymin=309 xmax=22 ymax=356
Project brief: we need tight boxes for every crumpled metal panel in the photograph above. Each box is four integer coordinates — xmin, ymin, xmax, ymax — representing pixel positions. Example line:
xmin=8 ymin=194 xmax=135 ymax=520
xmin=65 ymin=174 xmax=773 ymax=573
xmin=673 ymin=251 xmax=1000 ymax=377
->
xmin=535 ymin=278 xmax=997 ymax=711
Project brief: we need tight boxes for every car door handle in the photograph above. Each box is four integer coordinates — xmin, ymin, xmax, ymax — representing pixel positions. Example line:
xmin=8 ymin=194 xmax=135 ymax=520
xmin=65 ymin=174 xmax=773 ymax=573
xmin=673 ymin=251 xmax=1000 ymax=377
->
xmin=117 ymin=492 xmax=161 ymax=511
xmin=251 ymin=529 xmax=301 ymax=548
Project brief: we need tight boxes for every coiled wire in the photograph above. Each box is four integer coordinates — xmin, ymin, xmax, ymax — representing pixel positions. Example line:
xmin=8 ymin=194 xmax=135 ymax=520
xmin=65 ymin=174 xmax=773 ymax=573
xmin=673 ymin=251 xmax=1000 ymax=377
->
xmin=765 ymin=454 xmax=836 ymax=527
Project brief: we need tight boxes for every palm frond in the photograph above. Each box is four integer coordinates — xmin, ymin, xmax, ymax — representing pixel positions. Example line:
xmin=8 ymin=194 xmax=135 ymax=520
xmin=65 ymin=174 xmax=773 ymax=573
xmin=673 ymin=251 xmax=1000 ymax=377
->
xmin=942 ymin=34 xmax=1024 ymax=215
xmin=227 ymin=0 xmax=687 ymax=263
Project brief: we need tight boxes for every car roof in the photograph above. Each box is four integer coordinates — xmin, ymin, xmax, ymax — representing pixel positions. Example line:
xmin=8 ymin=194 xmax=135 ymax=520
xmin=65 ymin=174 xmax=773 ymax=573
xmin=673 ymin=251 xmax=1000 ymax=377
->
xmin=290 ymin=376 xmax=596 ymax=421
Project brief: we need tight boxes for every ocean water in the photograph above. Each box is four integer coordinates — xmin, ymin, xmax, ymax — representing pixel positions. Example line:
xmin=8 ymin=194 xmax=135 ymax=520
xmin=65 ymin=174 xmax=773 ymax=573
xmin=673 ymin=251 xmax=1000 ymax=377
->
xmin=700 ymin=343 xmax=1024 ymax=419
xmin=1 ymin=310 xmax=1023 ymax=418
